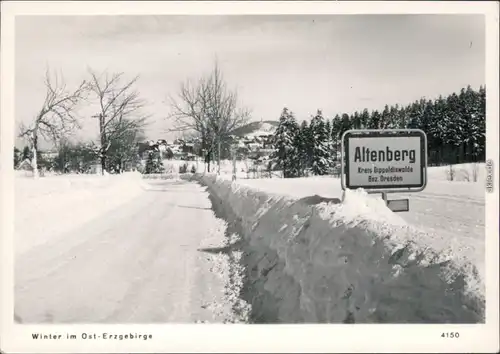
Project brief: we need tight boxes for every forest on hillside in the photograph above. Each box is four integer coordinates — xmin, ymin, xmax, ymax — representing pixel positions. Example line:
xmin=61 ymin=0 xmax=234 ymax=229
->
xmin=271 ymin=85 xmax=486 ymax=178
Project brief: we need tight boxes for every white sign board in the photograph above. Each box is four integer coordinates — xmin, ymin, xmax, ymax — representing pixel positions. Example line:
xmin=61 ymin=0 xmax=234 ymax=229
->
xmin=341 ymin=129 xmax=427 ymax=192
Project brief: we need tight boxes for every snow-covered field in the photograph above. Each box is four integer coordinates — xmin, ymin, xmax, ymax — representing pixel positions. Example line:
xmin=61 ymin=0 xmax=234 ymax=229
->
xmin=14 ymin=171 xmax=144 ymax=256
xmin=161 ymin=158 xmax=273 ymax=179
xmin=162 ymin=159 xmax=198 ymax=173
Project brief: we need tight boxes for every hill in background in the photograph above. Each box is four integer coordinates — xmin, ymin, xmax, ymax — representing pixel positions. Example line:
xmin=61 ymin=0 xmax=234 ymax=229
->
xmin=231 ymin=120 xmax=278 ymax=138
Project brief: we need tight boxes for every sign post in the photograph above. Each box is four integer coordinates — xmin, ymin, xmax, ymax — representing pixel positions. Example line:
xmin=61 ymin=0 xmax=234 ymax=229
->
xmin=231 ymin=145 xmax=237 ymax=181
xmin=341 ymin=129 xmax=427 ymax=212
xmin=201 ymin=148 xmax=206 ymax=173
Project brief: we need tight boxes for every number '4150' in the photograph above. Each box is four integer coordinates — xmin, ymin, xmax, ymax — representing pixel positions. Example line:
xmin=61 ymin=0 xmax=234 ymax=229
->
xmin=441 ymin=332 xmax=460 ymax=338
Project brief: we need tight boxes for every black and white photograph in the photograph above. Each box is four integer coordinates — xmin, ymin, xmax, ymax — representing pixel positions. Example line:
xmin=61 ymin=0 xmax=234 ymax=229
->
xmin=1 ymin=1 xmax=499 ymax=353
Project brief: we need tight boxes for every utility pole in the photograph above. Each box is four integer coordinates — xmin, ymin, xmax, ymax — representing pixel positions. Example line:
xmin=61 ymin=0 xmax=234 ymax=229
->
xmin=196 ymin=151 xmax=199 ymax=173
xmin=201 ymin=148 xmax=207 ymax=173
xmin=92 ymin=113 xmax=107 ymax=175
xmin=30 ymin=130 xmax=39 ymax=179
xmin=231 ymin=144 xmax=237 ymax=181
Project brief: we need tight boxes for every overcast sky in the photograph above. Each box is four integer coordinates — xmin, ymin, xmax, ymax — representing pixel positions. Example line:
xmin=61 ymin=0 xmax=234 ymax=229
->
xmin=15 ymin=15 xmax=485 ymax=148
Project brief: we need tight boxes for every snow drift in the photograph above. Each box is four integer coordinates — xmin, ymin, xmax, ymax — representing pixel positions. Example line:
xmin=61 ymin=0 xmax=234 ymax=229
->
xmin=196 ymin=174 xmax=485 ymax=323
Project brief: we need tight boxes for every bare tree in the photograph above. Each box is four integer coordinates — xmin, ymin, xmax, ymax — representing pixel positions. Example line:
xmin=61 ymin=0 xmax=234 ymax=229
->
xmin=167 ymin=77 xmax=212 ymax=169
xmin=167 ymin=61 xmax=250 ymax=173
xmin=88 ymin=69 xmax=149 ymax=175
xmin=18 ymin=69 xmax=89 ymax=178
xmin=206 ymin=62 xmax=250 ymax=173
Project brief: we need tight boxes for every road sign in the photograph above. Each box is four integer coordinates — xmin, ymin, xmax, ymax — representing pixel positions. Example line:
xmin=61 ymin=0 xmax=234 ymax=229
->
xmin=387 ymin=198 xmax=410 ymax=212
xmin=341 ymin=129 xmax=427 ymax=194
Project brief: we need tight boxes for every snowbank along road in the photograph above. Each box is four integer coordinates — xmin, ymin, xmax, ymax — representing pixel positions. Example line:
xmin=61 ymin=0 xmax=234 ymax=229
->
xmin=197 ymin=173 xmax=485 ymax=324
xmin=231 ymin=176 xmax=485 ymax=281
xmin=15 ymin=178 xmax=241 ymax=323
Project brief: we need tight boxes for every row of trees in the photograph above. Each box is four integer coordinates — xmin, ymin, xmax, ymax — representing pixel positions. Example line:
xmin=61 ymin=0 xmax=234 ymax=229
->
xmin=18 ymin=68 xmax=148 ymax=178
xmin=168 ymin=61 xmax=485 ymax=178
xmin=271 ymin=85 xmax=486 ymax=178
xmin=18 ymin=61 xmax=251 ymax=177
xmin=15 ymin=145 xmax=73 ymax=173
xmin=271 ymin=108 xmax=335 ymax=177
xmin=20 ymin=60 xmax=484 ymax=179
xmin=15 ymin=136 xmax=144 ymax=174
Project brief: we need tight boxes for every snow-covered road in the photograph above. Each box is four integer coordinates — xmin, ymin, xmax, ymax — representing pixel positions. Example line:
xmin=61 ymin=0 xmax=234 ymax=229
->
xmin=15 ymin=180 xmax=232 ymax=324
